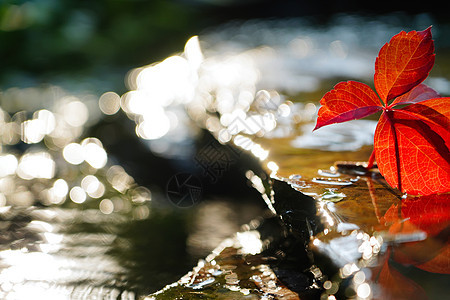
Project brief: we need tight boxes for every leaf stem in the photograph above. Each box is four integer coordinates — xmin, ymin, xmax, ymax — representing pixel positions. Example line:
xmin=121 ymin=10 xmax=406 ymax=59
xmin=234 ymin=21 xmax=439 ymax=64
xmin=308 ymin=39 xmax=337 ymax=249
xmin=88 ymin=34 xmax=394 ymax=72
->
xmin=386 ymin=111 xmax=403 ymax=193
xmin=366 ymin=150 xmax=376 ymax=169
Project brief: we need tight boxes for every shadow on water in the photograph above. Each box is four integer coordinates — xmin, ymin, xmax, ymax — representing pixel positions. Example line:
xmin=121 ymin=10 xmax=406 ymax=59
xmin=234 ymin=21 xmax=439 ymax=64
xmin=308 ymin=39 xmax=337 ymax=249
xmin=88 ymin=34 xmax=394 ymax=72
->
xmin=107 ymin=210 xmax=192 ymax=295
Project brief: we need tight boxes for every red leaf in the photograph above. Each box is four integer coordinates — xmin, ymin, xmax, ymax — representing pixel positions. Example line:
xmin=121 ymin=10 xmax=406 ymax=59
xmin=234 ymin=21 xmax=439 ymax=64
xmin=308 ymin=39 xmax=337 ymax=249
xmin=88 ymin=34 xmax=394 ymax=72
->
xmin=400 ymin=97 xmax=450 ymax=131
xmin=374 ymin=27 xmax=435 ymax=104
xmin=314 ymin=27 xmax=450 ymax=195
xmin=390 ymin=84 xmax=440 ymax=106
xmin=374 ymin=106 xmax=450 ymax=195
xmin=313 ymin=81 xmax=382 ymax=131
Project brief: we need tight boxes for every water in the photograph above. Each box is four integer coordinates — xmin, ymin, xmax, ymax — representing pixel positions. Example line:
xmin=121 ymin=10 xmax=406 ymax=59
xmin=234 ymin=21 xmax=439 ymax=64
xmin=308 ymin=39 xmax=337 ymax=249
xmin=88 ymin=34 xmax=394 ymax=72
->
xmin=1 ymin=14 xmax=449 ymax=299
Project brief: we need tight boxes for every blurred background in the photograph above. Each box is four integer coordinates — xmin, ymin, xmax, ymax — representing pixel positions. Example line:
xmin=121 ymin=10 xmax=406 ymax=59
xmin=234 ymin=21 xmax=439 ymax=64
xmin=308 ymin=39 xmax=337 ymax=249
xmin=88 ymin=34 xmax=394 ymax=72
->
xmin=1 ymin=0 xmax=448 ymax=92
xmin=0 ymin=0 xmax=449 ymax=298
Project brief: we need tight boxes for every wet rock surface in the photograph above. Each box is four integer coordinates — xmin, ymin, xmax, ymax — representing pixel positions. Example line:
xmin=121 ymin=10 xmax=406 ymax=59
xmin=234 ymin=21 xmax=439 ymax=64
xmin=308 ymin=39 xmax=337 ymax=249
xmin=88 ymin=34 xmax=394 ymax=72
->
xmin=148 ymin=215 xmax=321 ymax=300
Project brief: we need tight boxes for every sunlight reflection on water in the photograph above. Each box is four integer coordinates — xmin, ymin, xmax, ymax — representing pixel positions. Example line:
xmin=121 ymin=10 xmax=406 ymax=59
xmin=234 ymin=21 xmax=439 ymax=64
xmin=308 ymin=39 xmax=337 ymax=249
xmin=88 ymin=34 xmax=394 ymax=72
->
xmin=0 ymin=83 xmax=151 ymax=214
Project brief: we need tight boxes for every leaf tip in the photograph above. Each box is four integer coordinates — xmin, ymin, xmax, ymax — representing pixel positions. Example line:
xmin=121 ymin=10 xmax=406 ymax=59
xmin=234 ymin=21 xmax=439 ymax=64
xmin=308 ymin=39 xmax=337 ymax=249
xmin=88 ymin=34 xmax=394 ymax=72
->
xmin=312 ymin=122 xmax=321 ymax=132
xmin=419 ymin=26 xmax=433 ymax=39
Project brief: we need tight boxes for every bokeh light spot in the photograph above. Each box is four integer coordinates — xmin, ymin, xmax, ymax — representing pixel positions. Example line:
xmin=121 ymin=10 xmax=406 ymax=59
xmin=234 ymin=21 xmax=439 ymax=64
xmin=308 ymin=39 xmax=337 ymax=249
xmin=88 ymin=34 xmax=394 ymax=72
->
xmin=99 ymin=92 xmax=121 ymax=115
xmin=70 ymin=186 xmax=86 ymax=204
xmin=62 ymin=99 xmax=89 ymax=127
xmin=62 ymin=143 xmax=84 ymax=165
xmin=16 ymin=152 xmax=55 ymax=180
xmin=99 ymin=199 xmax=114 ymax=214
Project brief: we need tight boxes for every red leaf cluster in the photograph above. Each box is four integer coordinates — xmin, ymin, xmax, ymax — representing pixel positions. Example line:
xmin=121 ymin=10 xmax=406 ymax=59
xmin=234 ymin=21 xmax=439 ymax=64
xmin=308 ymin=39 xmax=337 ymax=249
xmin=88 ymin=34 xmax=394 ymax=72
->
xmin=314 ymin=27 xmax=450 ymax=195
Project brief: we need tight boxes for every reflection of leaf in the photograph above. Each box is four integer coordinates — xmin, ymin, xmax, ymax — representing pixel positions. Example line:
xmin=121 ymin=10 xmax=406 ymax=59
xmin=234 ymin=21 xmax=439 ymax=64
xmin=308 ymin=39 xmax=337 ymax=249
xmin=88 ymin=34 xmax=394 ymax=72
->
xmin=383 ymin=194 xmax=450 ymax=274
xmin=373 ymin=251 xmax=428 ymax=300
xmin=414 ymin=245 xmax=450 ymax=274
xmin=401 ymin=194 xmax=450 ymax=236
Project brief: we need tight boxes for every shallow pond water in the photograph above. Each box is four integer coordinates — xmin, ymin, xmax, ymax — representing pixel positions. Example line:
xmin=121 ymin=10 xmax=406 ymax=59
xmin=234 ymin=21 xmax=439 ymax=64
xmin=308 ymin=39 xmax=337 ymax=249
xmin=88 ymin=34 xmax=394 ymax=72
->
xmin=1 ymin=14 xmax=449 ymax=299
